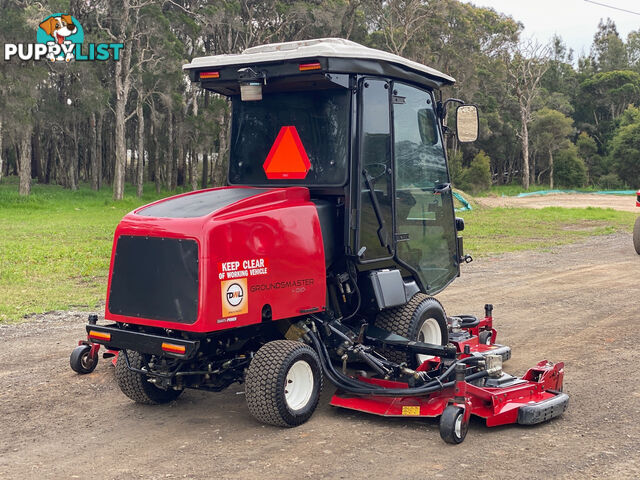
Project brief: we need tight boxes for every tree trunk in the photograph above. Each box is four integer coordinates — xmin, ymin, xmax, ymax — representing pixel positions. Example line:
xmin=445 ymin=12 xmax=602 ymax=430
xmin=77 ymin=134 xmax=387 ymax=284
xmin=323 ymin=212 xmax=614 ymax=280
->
xmin=90 ymin=113 xmax=99 ymax=190
xmin=0 ymin=116 xmax=4 ymax=183
xmin=136 ymin=100 xmax=144 ymax=197
xmin=151 ymin=113 xmax=161 ymax=194
xmin=18 ymin=126 xmax=33 ymax=196
xmin=549 ymin=150 xmax=554 ymax=189
xmin=520 ymin=108 xmax=530 ymax=190
xmin=167 ymin=112 xmax=175 ymax=190
xmin=114 ymin=71 xmax=127 ymax=199
xmin=177 ymin=128 xmax=185 ymax=187
xmin=201 ymin=153 xmax=209 ymax=189
xmin=201 ymin=92 xmax=208 ymax=189
xmin=113 ymin=39 xmax=133 ymax=200
xmin=70 ymin=121 xmax=78 ymax=191
xmin=96 ymin=114 xmax=103 ymax=190
xmin=191 ymin=151 xmax=198 ymax=191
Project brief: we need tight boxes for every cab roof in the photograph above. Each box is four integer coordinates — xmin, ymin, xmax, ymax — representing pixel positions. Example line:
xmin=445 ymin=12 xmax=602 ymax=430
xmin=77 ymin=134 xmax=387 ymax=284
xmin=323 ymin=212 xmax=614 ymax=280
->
xmin=183 ymin=38 xmax=455 ymax=92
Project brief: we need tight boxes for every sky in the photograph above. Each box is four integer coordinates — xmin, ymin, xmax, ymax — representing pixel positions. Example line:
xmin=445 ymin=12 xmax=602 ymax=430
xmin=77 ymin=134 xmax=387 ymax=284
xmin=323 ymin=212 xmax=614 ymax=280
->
xmin=460 ymin=0 xmax=640 ymax=58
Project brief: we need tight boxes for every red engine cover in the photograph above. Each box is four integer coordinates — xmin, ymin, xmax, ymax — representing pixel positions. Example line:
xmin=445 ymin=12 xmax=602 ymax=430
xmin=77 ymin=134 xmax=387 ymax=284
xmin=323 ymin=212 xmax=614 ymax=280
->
xmin=104 ymin=186 xmax=327 ymax=333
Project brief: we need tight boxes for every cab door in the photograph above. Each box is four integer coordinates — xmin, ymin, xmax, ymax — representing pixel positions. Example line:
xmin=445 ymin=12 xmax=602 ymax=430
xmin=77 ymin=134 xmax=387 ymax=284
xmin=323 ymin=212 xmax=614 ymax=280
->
xmin=356 ymin=78 xmax=394 ymax=262
xmin=392 ymin=82 xmax=458 ymax=294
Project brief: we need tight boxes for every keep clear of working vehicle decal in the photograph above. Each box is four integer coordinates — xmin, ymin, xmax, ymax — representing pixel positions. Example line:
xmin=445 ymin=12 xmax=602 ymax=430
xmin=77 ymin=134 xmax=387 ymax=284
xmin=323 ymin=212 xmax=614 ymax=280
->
xmin=217 ymin=258 xmax=268 ymax=320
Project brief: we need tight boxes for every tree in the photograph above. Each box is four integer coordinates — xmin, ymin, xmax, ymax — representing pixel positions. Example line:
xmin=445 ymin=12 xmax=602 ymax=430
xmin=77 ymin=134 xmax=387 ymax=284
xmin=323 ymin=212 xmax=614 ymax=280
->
xmin=506 ymin=39 xmax=551 ymax=189
xmin=576 ymin=132 xmax=604 ymax=183
xmin=591 ymin=18 xmax=627 ymax=72
xmin=609 ymin=106 xmax=640 ymax=188
xmin=578 ymin=70 xmax=640 ymax=148
xmin=530 ymin=108 xmax=573 ymax=188
xmin=554 ymin=144 xmax=587 ymax=188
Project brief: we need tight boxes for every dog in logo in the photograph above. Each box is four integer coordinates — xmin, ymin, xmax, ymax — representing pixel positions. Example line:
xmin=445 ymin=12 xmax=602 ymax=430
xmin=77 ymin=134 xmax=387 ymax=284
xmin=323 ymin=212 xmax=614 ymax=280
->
xmin=39 ymin=14 xmax=77 ymax=62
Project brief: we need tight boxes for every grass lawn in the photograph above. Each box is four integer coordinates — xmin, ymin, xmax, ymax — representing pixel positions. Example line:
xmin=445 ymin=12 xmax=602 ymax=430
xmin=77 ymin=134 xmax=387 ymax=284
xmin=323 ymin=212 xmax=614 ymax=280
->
xmin=0 ymin=178 xmax=191 ymax=323
xmin=0 ymin=178 xmax=635 ymax=323
xmin=459 ymin=205 xmax=635 ymax=254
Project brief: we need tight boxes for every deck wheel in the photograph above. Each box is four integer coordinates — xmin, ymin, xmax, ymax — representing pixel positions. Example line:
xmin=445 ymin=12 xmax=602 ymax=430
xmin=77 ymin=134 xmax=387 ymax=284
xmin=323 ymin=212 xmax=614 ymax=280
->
xmin=70 ymin=345 xmax=98 ymax=374
xmin=439 ymin=405 xmax=469 ymax=444
xmin=478 ymin=330 xmax=492 ymax=345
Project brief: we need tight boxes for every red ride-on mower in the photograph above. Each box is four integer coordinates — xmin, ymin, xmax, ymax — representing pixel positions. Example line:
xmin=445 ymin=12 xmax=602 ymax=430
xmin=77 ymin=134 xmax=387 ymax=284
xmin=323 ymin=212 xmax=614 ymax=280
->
xmin=71 ymin=38 xmax=568 ymax=443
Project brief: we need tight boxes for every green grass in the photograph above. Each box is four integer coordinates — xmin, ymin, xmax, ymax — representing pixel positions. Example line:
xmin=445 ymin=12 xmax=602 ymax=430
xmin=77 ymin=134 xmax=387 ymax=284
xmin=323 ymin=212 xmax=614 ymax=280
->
xmin=459 ymin=205 xmax=635 ymax=254
xmin=0 ymin=179 xmax=635 ymax=323
xmin=0 ymin=177 xmax=191 ymax=323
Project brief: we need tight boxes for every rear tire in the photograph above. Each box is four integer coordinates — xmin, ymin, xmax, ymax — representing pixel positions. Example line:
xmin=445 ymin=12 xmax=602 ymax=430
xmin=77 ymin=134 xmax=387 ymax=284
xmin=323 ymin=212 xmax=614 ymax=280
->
xmin=245 ymin=340 xmax=323 ymax=427
xmin=115 ymin=350 xmax=183 ymax=405
xmin=633 ymin=217 xmax=640 ymax=255
xmin=375 ymin=294 xmax=449 ymax=368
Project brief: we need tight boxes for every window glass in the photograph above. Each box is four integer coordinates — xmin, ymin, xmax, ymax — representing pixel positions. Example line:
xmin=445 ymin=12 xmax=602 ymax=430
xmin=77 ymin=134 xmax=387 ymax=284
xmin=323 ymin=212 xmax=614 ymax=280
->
xmin=358 ymin=79 xmax=393 ymax=260
xmin=229 ymin=88 xmax=350 ymax=186
xmin=393 ymin=83 xmax=458 ymax=293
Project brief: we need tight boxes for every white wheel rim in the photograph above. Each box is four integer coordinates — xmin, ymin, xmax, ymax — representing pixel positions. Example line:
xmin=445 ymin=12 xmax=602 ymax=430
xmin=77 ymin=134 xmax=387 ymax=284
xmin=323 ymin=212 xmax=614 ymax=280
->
xmin=454 ymin=413 xmax=463 ymax=439
xmin=417 ymin=317 xmax=442 ymax=364
xmin=284 ymin=360 xmax=314 ymax=411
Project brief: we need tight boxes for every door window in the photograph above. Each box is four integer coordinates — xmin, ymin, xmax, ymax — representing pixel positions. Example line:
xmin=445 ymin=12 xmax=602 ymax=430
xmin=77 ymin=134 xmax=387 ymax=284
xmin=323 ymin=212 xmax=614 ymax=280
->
xmin=393 ymin=83 xmax=458 ymax=293
xmin=358 ymin=79 xmax=393 ymax=261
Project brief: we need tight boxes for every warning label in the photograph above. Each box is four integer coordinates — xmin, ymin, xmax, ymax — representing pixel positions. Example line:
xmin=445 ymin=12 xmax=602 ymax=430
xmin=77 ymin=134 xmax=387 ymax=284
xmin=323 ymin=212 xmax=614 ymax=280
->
xmin=218 ymin=258 xmax=269 ymax=280
xmin=221 ymin=278 xmax=248 ymax=317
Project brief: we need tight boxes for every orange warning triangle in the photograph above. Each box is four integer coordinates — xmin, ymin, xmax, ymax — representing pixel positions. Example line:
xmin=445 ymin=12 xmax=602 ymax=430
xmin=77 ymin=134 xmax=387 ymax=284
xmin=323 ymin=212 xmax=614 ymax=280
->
xmin=263 ymin=126 xmax=311 ymax=179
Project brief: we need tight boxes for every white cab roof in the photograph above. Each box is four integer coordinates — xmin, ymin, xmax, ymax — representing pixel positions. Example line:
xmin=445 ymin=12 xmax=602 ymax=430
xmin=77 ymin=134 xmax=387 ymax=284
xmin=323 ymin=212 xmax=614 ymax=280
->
xmin=183 ymin=38 xmax=455 ymax=85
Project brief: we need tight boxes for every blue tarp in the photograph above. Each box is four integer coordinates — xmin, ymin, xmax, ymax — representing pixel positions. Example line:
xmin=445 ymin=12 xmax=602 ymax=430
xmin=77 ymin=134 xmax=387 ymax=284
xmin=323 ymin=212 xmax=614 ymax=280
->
xmin=453 ymin=191 xmax=472 ymax=211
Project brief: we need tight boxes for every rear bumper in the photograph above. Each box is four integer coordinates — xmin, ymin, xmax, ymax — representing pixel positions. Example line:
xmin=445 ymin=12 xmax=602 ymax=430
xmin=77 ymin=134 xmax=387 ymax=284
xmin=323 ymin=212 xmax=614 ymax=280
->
xmin=85 ymin=324 xmax=199 ymax=360
xmin=517 ymin=391 xmax=569 ymax=425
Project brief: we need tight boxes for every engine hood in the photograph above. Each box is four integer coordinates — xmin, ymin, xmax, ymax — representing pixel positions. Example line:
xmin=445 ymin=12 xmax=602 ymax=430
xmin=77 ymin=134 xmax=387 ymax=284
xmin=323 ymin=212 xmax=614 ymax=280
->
xmin=134 ymin=186 xmax=309 ymax=220
xmin=105 ymin=186 xmax=327 ymax=333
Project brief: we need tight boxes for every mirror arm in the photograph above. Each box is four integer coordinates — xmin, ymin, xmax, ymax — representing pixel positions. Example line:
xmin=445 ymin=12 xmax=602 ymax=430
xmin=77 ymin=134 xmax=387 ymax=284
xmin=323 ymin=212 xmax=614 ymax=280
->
xmin=441 ymin=98 xmax=465 ymax=121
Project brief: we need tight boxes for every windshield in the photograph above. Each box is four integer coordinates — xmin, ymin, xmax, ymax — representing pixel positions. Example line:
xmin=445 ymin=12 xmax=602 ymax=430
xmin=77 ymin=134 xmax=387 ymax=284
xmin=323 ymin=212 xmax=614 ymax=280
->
xmin=228 ymin=88 xmax=350 ymax=186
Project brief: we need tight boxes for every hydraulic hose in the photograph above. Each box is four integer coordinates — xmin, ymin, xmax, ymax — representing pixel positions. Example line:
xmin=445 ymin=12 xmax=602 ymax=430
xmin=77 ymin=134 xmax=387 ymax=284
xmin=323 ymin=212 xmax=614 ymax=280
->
xmin=307 ymin=329 xmax=488 ymax=397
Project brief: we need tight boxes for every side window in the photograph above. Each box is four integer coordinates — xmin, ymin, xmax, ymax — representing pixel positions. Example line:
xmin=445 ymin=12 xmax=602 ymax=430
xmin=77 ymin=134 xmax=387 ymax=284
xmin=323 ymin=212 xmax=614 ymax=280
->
xmin=358 ymin=78 xmax=393 ymax=261
xmin=393 ymin=83 xmax=458 ymax=293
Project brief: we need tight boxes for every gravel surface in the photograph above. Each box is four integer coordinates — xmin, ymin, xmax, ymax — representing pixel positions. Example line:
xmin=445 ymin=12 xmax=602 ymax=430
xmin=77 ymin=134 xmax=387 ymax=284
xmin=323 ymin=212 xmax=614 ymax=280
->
xmin=1 ymin=233 xmax=639 ymax=479
xmin=476 ymin=192 xmax=637 ymax=212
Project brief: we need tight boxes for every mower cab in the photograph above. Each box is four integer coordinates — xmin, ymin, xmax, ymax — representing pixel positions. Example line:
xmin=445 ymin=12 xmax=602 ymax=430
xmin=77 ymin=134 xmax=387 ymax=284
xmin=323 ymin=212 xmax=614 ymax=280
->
xmin=71 ymin=38 xmax=567 ymax=443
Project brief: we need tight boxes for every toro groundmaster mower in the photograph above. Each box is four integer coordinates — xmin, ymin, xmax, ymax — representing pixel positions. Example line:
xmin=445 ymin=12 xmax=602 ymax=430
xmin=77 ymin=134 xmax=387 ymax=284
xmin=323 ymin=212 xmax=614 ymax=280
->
xmin=71 ymin=38 xmax=568 ymax=443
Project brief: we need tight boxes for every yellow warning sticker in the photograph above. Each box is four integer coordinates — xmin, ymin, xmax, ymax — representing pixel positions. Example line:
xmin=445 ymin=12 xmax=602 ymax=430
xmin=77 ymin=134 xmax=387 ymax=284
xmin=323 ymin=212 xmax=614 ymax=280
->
xmin=221 ymin=278 xmax=248 ymax=317
xmin=402 ymin=405 xmax=420 ymax=416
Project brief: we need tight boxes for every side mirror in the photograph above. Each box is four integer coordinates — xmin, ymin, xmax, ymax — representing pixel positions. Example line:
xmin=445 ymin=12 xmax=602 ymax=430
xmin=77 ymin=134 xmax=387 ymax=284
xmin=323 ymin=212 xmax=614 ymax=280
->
xmin=456 ymin=105 xmax=479 ymax=143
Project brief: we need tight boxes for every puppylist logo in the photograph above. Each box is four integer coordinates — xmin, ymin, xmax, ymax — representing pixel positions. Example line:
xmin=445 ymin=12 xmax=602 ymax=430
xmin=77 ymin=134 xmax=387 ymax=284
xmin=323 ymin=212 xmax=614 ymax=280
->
xmin=4 ymin=13 xmax=123 ymax=62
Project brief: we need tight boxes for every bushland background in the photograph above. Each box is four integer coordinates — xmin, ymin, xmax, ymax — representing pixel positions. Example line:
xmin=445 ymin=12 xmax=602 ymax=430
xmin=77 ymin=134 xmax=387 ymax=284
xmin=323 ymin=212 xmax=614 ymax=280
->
xmin=2 ymin=0 xmax=640 ymax=199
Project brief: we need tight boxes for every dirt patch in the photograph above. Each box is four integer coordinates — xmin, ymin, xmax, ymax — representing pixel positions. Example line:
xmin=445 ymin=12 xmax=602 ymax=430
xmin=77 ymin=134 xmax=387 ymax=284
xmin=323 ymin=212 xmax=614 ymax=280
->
xmin=476 ymin=193 xmax=638 ymax=212
xmin=1 ymin=234 xmax=640 ymax=479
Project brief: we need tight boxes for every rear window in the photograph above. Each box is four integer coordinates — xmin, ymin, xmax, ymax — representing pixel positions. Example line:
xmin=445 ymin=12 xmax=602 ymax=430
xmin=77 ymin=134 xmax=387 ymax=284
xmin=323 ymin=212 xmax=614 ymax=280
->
xmin=228 ymin=88 xmax=350 ymax=186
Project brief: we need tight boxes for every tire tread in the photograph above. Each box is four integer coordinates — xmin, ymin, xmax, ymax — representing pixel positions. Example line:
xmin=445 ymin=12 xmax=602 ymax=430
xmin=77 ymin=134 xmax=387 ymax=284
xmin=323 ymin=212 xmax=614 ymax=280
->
xmin=245 ymin=340 xmax=322 ymax=427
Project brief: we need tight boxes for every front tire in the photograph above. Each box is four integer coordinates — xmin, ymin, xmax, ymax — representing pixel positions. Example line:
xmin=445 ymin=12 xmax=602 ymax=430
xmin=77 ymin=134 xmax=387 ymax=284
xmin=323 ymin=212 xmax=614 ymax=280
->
xmin=633 ymin=217 xmax=640 ymax=255
xmin=115 ymin=350 xmax=183 ymax=405
xmin=245 ymin=340 xmax=323 ymax=427
xmin=376 ymin=294 xmax=449 ymax=367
